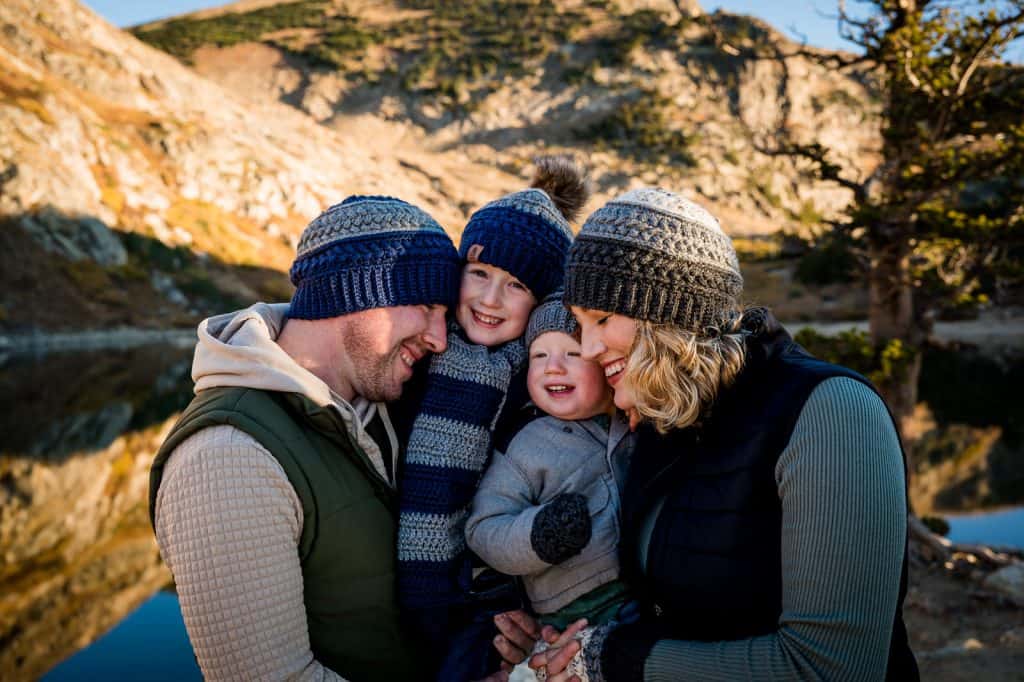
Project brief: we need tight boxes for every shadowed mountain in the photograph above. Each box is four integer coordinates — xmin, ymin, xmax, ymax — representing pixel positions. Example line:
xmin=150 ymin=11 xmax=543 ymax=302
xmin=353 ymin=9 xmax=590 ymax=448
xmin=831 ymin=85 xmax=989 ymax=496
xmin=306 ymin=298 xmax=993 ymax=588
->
xmin=0 ymin=209 xmax=292 ymax=332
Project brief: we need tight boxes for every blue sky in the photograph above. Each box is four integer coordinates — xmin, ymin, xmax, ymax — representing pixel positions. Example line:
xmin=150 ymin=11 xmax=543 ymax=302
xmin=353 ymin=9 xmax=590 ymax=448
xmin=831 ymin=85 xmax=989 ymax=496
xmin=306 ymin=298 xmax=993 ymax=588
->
xmin=83 ymin=0 xmax=1020 ymax=61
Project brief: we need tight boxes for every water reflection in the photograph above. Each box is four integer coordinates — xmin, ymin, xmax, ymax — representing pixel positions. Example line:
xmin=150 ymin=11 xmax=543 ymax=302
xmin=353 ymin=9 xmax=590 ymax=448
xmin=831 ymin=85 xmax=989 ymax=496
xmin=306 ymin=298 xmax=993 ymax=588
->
xmin=43 ymin=592 xmax=200 ymax=681
xmin=945 ymin=506 xmax=1024 ymax=549
xmin=0 ymin=340 xmax=1021 ymax=679
xmin=912 ymin=345 xmax=1024 ymax=513
xmin=0 ymin=346 xmax=194 ymax=680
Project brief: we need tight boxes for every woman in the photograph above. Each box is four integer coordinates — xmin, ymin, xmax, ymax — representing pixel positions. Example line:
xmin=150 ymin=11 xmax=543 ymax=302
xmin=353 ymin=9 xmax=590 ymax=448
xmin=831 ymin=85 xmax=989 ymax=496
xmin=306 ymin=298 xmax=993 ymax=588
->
xmin=532 ymin=188 xmax=918 ymax=681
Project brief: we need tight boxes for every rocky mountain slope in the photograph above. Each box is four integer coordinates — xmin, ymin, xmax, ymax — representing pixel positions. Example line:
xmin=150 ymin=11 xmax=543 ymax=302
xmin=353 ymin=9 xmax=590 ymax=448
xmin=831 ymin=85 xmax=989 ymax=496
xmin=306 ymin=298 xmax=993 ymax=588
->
xmin=134 ymin=0 xmax=880 ymax=236
xmin=0 ymin=0 xmax=514 ymax=331
xmin=0 ymin=0 xmax=881 ymax=331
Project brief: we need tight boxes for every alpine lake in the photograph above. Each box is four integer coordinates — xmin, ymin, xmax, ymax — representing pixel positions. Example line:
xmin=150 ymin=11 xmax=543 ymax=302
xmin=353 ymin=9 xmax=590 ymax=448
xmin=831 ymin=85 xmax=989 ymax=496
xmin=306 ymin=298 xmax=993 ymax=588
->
xmin=1 ymin=335 xmax=1021 ymax=680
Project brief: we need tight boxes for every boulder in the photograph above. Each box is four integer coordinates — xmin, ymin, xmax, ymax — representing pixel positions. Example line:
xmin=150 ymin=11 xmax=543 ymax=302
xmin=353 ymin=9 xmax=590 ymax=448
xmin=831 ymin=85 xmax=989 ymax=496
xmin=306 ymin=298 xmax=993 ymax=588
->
xmin=982 ymin=561 xmax=1024 ymax=603
xmin=18 ymin=207 xmax=127 ymax=267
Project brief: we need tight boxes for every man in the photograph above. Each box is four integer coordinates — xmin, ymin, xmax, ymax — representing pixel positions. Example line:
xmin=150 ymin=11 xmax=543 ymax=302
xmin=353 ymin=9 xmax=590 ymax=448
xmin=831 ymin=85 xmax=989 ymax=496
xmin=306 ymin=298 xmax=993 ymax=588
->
xmin=149 ymin=196 xmax=464 ymax=681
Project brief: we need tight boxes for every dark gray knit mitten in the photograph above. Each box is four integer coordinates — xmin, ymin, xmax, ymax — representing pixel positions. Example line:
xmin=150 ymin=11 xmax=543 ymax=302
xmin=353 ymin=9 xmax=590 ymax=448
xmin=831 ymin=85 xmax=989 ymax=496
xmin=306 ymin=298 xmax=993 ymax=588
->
xmin=530 ymin=492 xmax=592 ymax=565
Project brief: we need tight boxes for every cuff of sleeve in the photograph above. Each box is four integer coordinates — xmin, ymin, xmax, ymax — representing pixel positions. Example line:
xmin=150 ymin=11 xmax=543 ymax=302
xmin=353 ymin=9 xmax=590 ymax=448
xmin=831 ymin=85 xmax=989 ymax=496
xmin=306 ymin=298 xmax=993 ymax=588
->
xmin=599 ymin=621 xmax=661 ymax=682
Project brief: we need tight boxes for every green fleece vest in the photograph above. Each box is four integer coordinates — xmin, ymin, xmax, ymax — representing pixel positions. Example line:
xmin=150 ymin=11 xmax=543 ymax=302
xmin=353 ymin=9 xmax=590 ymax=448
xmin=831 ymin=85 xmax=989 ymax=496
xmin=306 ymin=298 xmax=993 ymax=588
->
xmin=149 ymin=387 xmax=420 ymax=681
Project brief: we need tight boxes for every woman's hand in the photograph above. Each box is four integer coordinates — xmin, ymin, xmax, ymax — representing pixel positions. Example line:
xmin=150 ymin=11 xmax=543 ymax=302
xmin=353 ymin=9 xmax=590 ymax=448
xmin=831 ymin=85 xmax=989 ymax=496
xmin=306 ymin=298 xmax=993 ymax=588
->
xmin=529 ymin=618 xmax=588 ymax=682
xmin=492 ymin=609 xmax=542 ymax=668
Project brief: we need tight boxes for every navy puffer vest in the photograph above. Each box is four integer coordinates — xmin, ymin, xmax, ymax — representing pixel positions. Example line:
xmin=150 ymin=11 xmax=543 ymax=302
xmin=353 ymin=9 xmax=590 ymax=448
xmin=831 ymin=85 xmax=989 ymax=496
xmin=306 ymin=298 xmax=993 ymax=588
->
xmin=618 ymin=310 xmax=918 ymax=680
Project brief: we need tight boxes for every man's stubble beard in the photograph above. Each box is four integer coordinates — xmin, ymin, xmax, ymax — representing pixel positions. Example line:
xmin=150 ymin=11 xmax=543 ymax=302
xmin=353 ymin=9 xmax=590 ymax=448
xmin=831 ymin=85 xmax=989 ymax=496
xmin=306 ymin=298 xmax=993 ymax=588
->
xmin=340 ymin=318 xmax=404 ymax=402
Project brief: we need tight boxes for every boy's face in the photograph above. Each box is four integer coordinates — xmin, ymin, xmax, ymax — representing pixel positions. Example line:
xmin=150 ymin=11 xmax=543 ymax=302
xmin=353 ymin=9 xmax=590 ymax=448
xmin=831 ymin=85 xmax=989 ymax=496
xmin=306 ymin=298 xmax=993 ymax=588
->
xmin=528 ymin=331 xmax=613 ymax=421
xmin=457 ymin=261 xmax=536 ymax=346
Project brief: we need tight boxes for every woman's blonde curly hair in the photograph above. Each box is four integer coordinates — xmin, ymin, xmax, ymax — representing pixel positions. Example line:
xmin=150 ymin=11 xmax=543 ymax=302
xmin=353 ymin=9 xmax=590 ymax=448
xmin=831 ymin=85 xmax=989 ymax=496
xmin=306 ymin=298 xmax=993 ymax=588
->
xmin=625 ymin=309 xmax=749 ymax=433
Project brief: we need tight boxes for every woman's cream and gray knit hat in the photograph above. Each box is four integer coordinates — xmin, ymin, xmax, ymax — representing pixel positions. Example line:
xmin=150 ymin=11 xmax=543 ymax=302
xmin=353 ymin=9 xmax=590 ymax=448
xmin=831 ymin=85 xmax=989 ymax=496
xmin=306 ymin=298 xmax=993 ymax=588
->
xmin=564 ymin=188 xmax=743 ymax=332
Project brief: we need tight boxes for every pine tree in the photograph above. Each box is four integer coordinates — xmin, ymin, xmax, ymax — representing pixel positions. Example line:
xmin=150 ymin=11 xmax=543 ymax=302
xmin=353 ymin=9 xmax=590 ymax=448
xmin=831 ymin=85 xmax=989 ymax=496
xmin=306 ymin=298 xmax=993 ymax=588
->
xmin=760 ymin=1 xmax=1024 ymax=434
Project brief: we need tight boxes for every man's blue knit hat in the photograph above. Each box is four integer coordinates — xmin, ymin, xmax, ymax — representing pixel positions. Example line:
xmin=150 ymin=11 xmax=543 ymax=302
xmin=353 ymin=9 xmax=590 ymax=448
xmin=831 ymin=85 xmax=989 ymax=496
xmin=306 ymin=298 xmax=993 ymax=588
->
xmin=459 ymin=156 xmax=589 ymax=301
xmin=289 ymin=195 xmax=460 ymax=319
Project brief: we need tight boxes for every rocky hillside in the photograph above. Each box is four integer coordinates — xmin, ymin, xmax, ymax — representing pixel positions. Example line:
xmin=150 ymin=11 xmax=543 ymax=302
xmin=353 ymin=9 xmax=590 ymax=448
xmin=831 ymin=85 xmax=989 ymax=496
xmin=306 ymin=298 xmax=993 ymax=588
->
xmin=0 ymin=0 xmax=881 ymax=331
xmin=134 ymin=0 xmax=880 ymax=236
xmin=0 ymin=0 xmax=515 ymax=331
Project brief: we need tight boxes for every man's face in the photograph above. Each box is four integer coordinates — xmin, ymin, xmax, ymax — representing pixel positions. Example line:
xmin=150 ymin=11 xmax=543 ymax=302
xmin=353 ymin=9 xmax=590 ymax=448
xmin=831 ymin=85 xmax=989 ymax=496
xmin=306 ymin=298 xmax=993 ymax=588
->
xmin=338 ymin=304 xmax=447 ymax=401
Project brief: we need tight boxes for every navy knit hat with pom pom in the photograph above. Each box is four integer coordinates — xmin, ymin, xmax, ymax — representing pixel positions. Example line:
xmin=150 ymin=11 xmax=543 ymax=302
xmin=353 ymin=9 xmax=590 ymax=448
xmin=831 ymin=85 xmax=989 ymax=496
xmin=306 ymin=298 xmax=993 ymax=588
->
xmin=288 ymin=195 xmax=460 ymax=320
xmin=459 ymin=155 xmax=589 ymax=301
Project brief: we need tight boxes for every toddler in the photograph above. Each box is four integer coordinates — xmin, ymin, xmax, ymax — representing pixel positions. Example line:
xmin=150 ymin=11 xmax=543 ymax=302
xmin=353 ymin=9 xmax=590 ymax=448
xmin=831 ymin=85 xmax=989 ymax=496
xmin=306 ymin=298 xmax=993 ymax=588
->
xmin=396 ymin=156 xmax=589 ymax=680
xmin=465 ymin=292 xmax=634 ymax=669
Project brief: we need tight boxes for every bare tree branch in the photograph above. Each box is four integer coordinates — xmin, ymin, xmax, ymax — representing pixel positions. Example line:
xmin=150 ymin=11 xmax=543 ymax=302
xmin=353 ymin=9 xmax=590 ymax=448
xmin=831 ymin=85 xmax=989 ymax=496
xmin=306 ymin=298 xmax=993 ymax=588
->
xmin=956 ymin=13 xmax=1024 ymax=96
xmin=754 ymin=141 xmax=869 ymax=203
xmin=781 ymin=44 xmax=875 ymax=69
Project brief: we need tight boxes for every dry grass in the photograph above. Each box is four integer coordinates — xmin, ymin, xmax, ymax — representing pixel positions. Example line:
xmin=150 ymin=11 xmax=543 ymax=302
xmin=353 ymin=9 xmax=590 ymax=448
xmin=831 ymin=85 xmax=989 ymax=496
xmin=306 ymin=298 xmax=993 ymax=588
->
xmin=741 ymin=260 xmax=868 ymax=322
xmin=165 ymin=198 xmax=293 ymax=269
xmin=0 ymin=62 xmax=55 ymax=125
xmin=91 ymin=164 xmax=126 ymax=217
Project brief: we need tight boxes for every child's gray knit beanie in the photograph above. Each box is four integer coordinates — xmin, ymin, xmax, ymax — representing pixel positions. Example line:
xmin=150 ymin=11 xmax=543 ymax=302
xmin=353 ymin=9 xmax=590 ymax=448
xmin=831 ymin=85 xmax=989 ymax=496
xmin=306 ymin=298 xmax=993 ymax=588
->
xmin=525 ymin=289 xmax=578 ymax=348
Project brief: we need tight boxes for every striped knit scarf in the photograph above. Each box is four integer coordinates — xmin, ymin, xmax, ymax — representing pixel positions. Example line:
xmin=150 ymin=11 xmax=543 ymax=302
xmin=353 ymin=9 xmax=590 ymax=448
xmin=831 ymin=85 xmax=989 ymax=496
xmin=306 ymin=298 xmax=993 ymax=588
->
xmin=397 ymin=322 xmax=527 ymax=655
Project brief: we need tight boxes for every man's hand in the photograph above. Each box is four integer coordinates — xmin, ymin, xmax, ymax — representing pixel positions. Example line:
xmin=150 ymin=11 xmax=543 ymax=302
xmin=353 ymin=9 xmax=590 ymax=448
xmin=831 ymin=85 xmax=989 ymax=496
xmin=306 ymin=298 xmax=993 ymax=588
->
xmin=492 ymin=610 xmax=541 ymax=667
xmin=530 ymin=618 xmax=588 ymax=682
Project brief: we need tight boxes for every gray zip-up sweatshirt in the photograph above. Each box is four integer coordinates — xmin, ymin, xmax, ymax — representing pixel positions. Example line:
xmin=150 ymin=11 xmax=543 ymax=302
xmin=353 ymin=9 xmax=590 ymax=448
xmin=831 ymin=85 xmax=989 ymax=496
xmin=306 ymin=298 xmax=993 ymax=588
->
xmin=466 ymin=413 xmax=633 ymax=615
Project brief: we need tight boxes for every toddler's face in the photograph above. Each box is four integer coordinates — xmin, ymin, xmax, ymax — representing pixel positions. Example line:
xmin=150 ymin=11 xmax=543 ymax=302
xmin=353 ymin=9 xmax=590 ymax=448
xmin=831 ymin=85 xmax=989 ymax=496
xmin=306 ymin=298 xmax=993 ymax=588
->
xmin=527 ymin=331 xmax=613 ymax=421
xmin=457 ymin=262 xmax=536 ymax=346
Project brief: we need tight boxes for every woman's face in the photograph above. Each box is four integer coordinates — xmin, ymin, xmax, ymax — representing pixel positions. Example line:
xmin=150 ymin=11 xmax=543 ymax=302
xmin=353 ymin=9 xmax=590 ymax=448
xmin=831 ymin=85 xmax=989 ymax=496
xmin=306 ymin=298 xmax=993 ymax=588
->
xmin=570 ymin=306 xmax=638 ymax=413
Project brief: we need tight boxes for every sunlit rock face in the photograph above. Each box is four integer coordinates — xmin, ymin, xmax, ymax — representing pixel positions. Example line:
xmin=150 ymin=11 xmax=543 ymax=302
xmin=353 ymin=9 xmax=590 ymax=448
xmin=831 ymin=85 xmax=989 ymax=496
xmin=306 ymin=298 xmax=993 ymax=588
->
xmin=615 ymin=0 xmax=701 ymax=16
xmin=169 ymin=0 xmax=880 ymax=239
xmin=2 ymin=0 xmax=889 ymax=334
xmin=0 ymin=0 xmax=460 ymax=279
xmin=0 ymin=346 xmax=192 ymax=678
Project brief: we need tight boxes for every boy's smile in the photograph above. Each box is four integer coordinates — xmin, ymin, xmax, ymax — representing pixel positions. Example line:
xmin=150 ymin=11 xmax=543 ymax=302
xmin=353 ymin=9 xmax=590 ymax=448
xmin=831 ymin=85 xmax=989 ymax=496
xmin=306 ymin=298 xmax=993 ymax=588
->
xmin=456 ymin=261 xmax=536 ymax=346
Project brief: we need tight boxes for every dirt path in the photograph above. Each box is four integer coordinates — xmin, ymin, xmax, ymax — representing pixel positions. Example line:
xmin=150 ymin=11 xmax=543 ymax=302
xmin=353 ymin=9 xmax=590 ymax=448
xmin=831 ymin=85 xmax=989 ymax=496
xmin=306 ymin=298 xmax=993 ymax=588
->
xmin=787 ymin=314 xmax=1024 ymax=350
xmin=907 ymin=563 xmax=1024 ymax=680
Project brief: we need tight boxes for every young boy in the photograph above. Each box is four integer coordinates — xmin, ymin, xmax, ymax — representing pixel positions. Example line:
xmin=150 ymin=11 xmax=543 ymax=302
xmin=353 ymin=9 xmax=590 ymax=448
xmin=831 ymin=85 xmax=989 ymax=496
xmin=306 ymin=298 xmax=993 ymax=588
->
xmin=465 ymin=293 xmax=634 ymax=655
xmin=395 ymin=157 xmax=589 ymax=680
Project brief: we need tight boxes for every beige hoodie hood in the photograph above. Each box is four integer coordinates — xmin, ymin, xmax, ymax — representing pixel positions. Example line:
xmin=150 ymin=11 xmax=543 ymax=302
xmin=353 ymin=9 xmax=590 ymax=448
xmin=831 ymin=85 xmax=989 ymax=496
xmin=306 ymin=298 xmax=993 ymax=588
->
xmin=192 ymin=302 xmax=399 ymax=486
